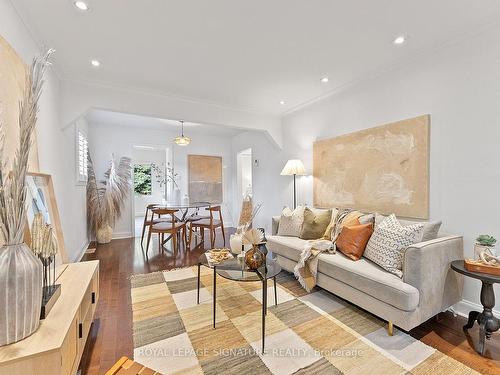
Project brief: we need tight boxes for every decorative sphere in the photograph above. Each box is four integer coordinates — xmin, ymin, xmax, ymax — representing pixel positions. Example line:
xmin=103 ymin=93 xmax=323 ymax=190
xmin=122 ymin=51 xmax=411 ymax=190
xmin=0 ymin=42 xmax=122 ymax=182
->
xmin=245 ymin=246 xmax=264 ymax=270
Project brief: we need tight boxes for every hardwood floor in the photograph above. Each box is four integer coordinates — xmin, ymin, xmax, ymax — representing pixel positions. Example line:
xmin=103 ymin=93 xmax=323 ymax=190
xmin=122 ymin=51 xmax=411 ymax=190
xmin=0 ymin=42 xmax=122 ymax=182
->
xmin=79 ymin=230 xmax=500 ymax=375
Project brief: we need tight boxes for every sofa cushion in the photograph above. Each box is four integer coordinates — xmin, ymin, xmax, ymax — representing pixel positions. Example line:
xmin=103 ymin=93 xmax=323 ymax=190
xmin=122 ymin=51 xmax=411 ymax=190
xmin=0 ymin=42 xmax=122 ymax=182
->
xmin=375 ymin=213 xmax=442 ymax=242
xmin=336 ymin=223 xmax=373 ymax=260
xmin=317 ymin=252 xmax=419 ymax=311
xmin=266 ymin=235 xmax=309 ymax=262
xmin=300 ymin=207 xmax=332 ymax=240
xmin=277 ymin=206 xmax=305 ymax=237
xmin=364 ymin=214 xmax=424 ymax=277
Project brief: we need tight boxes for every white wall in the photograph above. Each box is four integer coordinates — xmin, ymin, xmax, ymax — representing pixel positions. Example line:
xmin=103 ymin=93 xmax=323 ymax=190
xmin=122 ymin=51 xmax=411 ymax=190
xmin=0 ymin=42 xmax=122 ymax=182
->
xmin=1 ymin=0 xmax=88 ymax=262
xmin=279 ymin=26 xmax=500 ymax=313
xmin=87 ymin=122 xmax=235 ymax=238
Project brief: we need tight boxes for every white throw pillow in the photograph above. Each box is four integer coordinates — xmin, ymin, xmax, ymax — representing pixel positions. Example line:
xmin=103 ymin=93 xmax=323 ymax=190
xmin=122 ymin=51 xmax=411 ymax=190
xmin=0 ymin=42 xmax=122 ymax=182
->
xmin=364 ymin=214 xmax=424 ymax=277
xmin=277 ymin=206 xmax=305 ymax=237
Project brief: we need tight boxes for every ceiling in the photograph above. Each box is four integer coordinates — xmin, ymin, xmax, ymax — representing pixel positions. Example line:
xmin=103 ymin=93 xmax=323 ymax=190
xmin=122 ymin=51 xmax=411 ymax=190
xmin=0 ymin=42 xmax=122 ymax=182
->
xmin=12 ymin=0 xmax=500 ymax=115
xmin=85 ymin=109 xmax=245 ymax=137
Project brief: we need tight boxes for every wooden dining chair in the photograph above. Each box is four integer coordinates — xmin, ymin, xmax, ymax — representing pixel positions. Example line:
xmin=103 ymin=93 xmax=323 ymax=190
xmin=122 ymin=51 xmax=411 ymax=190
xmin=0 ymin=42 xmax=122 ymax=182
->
xmin=140 ymin=204 xmax=161 ymax=246
xmin=188 ymin=205 xmax=225 ymax=248
xmin=145 ymin=208 xmax=187 ymax=255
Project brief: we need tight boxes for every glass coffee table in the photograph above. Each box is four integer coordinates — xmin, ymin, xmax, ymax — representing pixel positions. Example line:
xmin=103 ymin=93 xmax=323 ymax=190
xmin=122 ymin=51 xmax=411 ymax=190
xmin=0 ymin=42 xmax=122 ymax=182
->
xmin=197 ymin=250 xmax=281 ymax=351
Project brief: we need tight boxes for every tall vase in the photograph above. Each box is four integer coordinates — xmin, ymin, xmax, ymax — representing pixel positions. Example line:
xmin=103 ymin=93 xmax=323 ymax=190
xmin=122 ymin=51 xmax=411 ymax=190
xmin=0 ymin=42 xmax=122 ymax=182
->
xmin=96 ymin=224 xmax=113 ymax=244
xmin=0 ymin=243 xmax=43 ymax=346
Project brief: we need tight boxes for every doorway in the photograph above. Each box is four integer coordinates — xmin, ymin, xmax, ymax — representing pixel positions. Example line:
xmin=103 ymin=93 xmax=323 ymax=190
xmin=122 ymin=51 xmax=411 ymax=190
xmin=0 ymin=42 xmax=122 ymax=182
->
xmin=236 ymin=148 xmax=253 ymax=221
xmin=131 ymin=145 xmax=170 ymax=237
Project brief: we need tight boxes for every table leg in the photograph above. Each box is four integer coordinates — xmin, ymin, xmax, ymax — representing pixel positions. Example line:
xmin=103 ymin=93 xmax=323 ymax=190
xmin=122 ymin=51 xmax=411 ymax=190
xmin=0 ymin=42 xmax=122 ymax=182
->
xmin=464 ymin=311 xmax=480 ymax=330
xmin=274 ymin=276 xmax=278 ymax=306
xmin=197 ymin=263 xmax=201 ymax=305
xmin=213 ymin=266 xmax=216 ymax=329
xmin=262 ymin=277 xmax=267 ymax=353
xmin=464 ymin=281 xmax=500 ymax=356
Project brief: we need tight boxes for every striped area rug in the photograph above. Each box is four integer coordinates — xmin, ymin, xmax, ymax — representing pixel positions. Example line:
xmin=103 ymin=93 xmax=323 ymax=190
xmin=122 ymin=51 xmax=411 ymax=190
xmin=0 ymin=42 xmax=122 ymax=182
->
xmin=130 ymin=266 xmax=478 ymax=375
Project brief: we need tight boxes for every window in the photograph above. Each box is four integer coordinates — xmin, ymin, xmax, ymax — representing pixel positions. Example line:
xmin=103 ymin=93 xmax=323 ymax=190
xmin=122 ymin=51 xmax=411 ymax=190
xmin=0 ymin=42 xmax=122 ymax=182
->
xmin=76 ymin=128 xmax=88 ymax=184
xmin=133 ymin=164 xmax=152 ymax=195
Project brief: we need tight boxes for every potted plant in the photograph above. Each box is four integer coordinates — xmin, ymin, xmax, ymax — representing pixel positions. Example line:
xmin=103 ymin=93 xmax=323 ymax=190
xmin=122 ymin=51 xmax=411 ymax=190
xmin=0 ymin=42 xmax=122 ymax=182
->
xmin=87 ymin=155 xmax=132 ymax=244
xmin=0 ymin=50 xmax=53 ymax=345
xmin=474 ymin=234 xmax=497 ymax=259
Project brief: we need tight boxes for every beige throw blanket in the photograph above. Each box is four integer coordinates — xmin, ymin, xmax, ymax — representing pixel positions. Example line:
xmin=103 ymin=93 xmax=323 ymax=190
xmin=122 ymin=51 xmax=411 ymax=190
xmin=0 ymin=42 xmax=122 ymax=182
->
xmin=294 ymin=209 xmax=362 ymax=291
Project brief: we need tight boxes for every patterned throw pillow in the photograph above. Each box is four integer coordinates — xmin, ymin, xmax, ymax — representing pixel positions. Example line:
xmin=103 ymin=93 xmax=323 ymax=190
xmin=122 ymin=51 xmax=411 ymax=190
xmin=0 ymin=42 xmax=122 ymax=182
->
xmin=364 ymin=214 xmax=424 ymax=277
xmin=277 ymin=206 xmax=305 ymax=237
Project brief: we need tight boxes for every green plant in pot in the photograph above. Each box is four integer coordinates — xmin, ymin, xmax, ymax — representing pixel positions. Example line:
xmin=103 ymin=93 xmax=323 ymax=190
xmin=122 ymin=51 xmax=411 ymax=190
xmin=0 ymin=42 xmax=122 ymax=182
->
xmin=474 ymin=234 xmax=497 ymax=259
xmin=0 ymin=50 xmax=53 ymax=345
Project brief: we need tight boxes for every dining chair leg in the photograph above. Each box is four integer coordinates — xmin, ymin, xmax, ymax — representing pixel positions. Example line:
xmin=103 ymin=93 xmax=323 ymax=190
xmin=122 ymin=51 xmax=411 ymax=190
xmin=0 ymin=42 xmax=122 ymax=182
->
xmin=158 ymin=233 xmax=161 ymax=253
xmin=210 ymin=228 xmax=214 ymax=249
xmin=172 ymin=231 xmax=177 ymax=254
xmin=140 ymin=221 xmax=147 ymax=246
xmin=188 ymin=224 xmax=193 ymax=248
xmin=145 ymin=229 xmax=152 ymax=257
xmin=221 ymin=223 xmax=226 ymax=245
xmin=183 ymin=226 xmax=188 ymax=250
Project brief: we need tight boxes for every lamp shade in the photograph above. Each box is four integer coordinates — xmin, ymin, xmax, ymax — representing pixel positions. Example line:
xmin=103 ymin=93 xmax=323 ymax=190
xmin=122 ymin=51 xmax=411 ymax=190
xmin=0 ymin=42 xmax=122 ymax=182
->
xmin=280 ymin=159 xmax=306 ymax=176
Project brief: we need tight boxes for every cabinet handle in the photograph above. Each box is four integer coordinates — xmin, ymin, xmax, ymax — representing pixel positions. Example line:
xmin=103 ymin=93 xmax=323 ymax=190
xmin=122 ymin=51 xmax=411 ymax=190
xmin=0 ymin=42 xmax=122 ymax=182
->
xmin=78 ymin=323 xmax=83 ymax=339
xmin=91 ymin=291 xmax=96 ymax=304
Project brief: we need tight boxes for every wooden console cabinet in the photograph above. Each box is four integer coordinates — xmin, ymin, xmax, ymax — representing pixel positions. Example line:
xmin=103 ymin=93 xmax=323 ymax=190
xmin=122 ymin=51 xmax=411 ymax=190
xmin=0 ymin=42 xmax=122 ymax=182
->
xmin=0 ymin=261 xmax=99 ymax=375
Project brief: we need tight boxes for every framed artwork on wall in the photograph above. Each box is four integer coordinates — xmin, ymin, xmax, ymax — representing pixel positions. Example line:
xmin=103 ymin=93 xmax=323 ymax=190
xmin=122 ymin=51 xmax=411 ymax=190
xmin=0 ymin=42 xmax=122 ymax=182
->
xmin=313 ymin=115 xmax=430 ymax=219
xmin=188 ymin=155 xmax=223 ymax=204
xmin=0 ymin=35 xmax=39 ymax=172
xmin=24 ymin=172 xmax=69 ymax=266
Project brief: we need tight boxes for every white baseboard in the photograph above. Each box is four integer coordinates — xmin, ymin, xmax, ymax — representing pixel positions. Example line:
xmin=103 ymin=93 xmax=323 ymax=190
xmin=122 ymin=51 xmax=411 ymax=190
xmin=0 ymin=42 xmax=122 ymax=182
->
xmin=74 ymin=239 xmax=90 ymax=262
xmin=112 ymin=231 xmax=134 ymax=240
xmin=452 ymin=299 xmax=500 ymax=318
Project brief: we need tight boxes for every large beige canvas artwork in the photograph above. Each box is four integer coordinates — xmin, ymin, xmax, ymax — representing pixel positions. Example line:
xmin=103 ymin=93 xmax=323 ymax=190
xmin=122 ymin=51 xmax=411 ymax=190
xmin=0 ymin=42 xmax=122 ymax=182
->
xmin=188 ymin=155 xmax=223 ymax=204
xmin=0 ymin=35 xmax=39 ymax=171
xmin=313 ymin=115 xmax=430 ymax=219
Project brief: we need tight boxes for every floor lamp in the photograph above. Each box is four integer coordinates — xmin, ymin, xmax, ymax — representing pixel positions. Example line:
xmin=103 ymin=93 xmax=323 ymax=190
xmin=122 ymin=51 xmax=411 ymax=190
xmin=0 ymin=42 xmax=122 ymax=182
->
xmin=280 ymin=159 xmax=306 ymax=209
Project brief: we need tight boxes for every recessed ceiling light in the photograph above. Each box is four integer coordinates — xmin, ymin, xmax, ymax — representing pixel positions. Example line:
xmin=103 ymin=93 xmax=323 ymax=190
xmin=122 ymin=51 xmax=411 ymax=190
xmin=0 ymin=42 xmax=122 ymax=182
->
xmin=280 ymin=100 xmax=286 ymax=105
xmin=74 ymin=1 xmax=89 ymax=11
xmin=90 ymin=59 xmax=101 ymax=67
xmin=393 ymin=35 xmax=406 ymax=45
xmin=320 ymin=77 xmax=329 ymax=83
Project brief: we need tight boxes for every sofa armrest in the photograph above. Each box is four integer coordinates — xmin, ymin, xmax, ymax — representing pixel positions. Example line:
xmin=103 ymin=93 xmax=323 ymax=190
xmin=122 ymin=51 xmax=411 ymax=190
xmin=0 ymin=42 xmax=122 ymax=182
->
xmin=403 ymin=236 xmax=464 ymax=316
xmin=272 ymin=216 xmax=281 ymax=235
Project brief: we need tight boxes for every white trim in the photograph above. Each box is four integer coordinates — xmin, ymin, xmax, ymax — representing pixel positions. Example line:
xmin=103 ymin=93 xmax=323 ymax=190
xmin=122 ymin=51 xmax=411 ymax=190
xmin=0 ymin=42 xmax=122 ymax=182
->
xmin=74 ymin=239 xmax=91 ymax=262
xmin=112 ymin=232 xmax=134 ymax=240
xmin=452 ymin=299 xmax=500 ymax=318
xmin=75 ymin=123 xmax=89 ymax=185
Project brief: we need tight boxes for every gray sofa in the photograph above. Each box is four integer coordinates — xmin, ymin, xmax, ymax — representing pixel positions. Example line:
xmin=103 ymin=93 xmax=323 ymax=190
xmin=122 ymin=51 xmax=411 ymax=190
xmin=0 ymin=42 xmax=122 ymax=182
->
xmin=268 ymin=216 xmax=464 ymax=334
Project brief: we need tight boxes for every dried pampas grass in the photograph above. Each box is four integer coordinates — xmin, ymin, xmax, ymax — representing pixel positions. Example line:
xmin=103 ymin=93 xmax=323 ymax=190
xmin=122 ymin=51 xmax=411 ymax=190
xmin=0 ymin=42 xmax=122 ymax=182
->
xmin=0 ymin=49 xmax=54 ymax=246
xmin=241 ymin=228 xmax=265 ymax=246
xmin=87 ymin=154 xmax=131 ymax=238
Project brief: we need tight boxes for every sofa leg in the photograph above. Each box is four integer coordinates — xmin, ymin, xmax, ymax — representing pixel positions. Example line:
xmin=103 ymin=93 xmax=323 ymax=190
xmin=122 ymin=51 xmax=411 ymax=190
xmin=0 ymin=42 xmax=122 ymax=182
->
xmin=387 ymin=321 xmax=394 ymax=336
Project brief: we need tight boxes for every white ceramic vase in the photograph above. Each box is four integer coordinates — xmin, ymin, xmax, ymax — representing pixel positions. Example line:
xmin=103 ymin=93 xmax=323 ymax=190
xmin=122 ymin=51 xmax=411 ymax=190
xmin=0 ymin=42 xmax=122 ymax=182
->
xmin=230 ymin=234 xmax=252 ymax=254
xmin=96 ymin=225 xmax=113 ymax=244
xmin=474 ymin=243 xmax=496 ymax=259
xmin=0 ymin=243 xmax=43 ymax=346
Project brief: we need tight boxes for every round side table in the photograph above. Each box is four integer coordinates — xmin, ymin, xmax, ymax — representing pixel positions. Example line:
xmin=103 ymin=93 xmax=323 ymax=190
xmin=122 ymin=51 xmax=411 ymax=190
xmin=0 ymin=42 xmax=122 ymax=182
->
xmin=451 ymin=260 xmax=500 ymax=355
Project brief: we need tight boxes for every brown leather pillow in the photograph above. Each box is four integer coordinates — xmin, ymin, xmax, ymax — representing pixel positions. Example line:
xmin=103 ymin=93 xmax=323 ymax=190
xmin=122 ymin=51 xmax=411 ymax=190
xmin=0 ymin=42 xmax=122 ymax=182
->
xmin=336 ymin=223 xmax=374 ymax=261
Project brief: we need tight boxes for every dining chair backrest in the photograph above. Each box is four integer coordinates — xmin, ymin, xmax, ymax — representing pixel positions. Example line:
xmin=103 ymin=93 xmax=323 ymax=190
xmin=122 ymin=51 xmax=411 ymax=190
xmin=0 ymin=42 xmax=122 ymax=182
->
xmin=205 ymin=205 xmax=223 ymax=224
xmin=145 ymin=204 xmax=160 ymax=222
xmin=152 ymin=208 xmax=179 ymax=225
